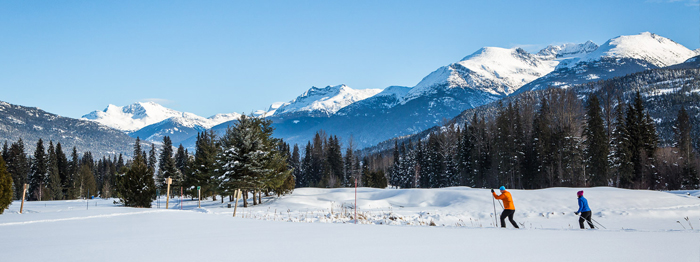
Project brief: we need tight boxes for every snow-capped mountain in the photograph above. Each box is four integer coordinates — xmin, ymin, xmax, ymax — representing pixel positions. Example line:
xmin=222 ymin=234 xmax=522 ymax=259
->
xmin=272 ymin=85 xmax=382 ymax=117
xmin=536 ymin=41 xmax=599 ymax=60
xmin=82 ymin=102 xmax=241 ymax=145
xmin=81 ymin=32 xmax=699 ymax=151
xmin=82 ymin=102 xmax=240 ymax=132
xmin=404 ymin=48 xmax=550 ymax=102
xmin=519 ymin=32 xmax=698 ymax=93
xmin=0 ymin=100 xmax=138 ymax=158
xmin=253 ymin=102 xmax=285 ymax=118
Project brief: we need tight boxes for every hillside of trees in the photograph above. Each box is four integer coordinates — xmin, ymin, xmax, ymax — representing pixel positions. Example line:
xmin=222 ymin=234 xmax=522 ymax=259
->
xmin=0 ymin=115 xmax=295 ymax=210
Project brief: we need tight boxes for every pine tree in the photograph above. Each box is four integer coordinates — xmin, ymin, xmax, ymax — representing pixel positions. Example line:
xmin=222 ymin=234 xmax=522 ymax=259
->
xmin=390 ymin=141 xmax=401 ymax=188
xmin=217 ymin=115 xmax=292 ymax=205
xmin=67 ymin=147 xmax=81 ymax=199
xmin=117 ymin=152 xmax=156 ymax=207
xmin=47 ymin=141 xmax=62 ymax=200
xmin=7 ymin=139 xmax=30 ymax=200
xmin=148 ymin=144 xmax=157 ymax=174
xmin=79 ymin=164 xmax=97 ymax=199
xmin=0 ymin=155 xmax=13 ymax=214
xmin=192 ymin=130 xmax=218 ymax=200
xmin=1 ymin=141 xmax=8 ymax=162
xmin=299 ymin=142 xmax=312 ymax=187
xmin=158 ymin=136 xmax=178 ymax=190
xmin=55 ymin=143 xmax=69 ymax=196
xmin=584 ymin=95 xmax=610 ymax=186
xmin=675 ymin=107 xmax=699 ymax=189
xmin=29 ymin=139 xmax=47 ymax=200
xmin=291 ymin=144 xmax=302 ymax=187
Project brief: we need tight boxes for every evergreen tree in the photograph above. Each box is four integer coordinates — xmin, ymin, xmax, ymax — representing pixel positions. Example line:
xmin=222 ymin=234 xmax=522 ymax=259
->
xmin=192 ymin=130 xmax=218 ymax=200
xmin=7 ymin=139 xmax=30 ymax=200
xmin=0 ymin=155 xmax=13 ymax=214
xmin=158 ymin=136 xmax=178 ymax=190
xmin=675 ymin=107 xmax=699 ymax=189
xmin=148 ymin=144 xmax=157 ymax=173
xmin=217 ymin=115 xmax=292 ymax=205
xmin=390 ymin=141 xmax=401 ymax=187
xmin=298 ymin=142 xmax=312 ymax=187
xmin=584 ymin=95 xmax=610 ymax=186
xmin=134 ymin=137 xmax=142 ymax=158
xmin=1 ymin=141 xmax=8 ymax=162
xmin=291 ymin=144 xmax=302 ymax=187
xmin=55 ymin=143 xmax=69 ymax=196
xmin=47 ymin=141 xmax=62 ymax=200
xmin=321 ymin=135 xmax=343 ymax=188
xmin=79 ymin=164 xmax=97 ymax=199
xmin=117 ymin=152 xmax=156 ymax=207
xmin=532 ymin=96 xmax=554 ymax=188
xmin=67 ymin=147 xmax=81 ymax=199
xmin=29 ymin=139 xmax=47 ymax=200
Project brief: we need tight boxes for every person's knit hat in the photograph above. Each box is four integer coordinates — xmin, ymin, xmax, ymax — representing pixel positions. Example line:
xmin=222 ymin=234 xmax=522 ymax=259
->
xmin=577 ymin=190 xmax=584 ymax=196
xmin=499 ymin=186 xmax=506 ymax=191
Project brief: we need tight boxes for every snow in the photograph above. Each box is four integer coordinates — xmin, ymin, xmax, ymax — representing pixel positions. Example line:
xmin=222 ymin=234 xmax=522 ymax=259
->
xmin=572 ymin=32 xmax=697 ymax=68
xmin=254 ymin=102 xmax=286 ymax=117
xmin=273 ymin=85 xmax=382 ymax=116
xmin=403 ymin=42 xmax=600 ymax=103
xmin=82 ymin=102 xmax=240 ymax=132
xmin=2 ymin=187 xmax=699 ymax=261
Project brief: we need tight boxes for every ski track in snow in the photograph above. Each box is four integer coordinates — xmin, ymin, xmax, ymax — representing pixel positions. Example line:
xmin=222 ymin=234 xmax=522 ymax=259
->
xmin=0 ymin=210 xmax=165 ymax=227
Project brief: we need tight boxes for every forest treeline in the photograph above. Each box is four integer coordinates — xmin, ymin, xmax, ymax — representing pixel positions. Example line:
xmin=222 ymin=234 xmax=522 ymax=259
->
xmin=375 ymin=89 xmax=699 ymax=190
xmin=0 ymin=115 xmax=296 ymax=210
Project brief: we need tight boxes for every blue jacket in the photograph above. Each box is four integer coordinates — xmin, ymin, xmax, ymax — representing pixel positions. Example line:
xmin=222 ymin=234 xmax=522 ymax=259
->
xmin=577 ymin=196 xmax=591 ymax=213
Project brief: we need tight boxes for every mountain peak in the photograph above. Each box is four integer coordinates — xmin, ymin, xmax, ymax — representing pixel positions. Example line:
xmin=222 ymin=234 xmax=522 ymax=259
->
xmin=575 ymin=32 xmax=695 ymax=67
xmin=273 ymin=85 xmax=382 ymax=116
xmin=536 ymin=41 xmax=598 ymax=60
xmin=82 ymin=102 xmax=239 ymax=132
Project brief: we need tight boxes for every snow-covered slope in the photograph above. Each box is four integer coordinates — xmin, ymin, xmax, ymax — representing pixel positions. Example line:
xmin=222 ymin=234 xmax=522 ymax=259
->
xmin=273 ymin=85 xmax=382 ymax=117
xmin=2 ymin=187 xmax=699 ymax=262
xmin=575 ymin=32 xmax=695 ymax=68
xmin=536 ymin=41 xmax=599 ymax=60
xmin=403 ymin=43 xmax=599 ymax=103
xmin=82 ymin=102 xmax=240 ymax=132
xmin=519 ymin=32 xmax=698 ymax=93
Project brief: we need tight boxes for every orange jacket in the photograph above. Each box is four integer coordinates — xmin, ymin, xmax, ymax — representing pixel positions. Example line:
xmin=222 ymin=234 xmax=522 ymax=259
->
xmin=493 ymin=190 xmax=515 ymax=210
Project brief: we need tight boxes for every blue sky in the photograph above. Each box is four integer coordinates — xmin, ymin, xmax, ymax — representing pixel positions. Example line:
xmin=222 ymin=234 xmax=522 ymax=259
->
xmin=1 ymin=0 xmax=698 ymax=118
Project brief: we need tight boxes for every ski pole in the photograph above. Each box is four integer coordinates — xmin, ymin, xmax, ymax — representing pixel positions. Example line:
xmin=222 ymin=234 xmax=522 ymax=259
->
xmin=590 ymin=218 xmax=606 ymax=229
xmin=492 ymin=190 xmax=498 ymax=228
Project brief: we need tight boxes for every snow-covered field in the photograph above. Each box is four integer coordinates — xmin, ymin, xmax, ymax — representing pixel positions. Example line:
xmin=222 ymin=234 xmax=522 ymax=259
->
xmin=2 ymin=187 xmax=699 ymax=261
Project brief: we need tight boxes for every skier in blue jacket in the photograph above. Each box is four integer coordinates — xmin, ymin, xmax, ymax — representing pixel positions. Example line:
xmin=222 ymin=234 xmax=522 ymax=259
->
xmin=574 ymin=190 xmax=594 ymax=229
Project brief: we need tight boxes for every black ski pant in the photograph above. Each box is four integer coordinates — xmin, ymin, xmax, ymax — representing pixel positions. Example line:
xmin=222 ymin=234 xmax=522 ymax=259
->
xmin=579 ymin=211 xmax=595 ymax=229
xmin=500 ymin=209 xmax=519 ymax=228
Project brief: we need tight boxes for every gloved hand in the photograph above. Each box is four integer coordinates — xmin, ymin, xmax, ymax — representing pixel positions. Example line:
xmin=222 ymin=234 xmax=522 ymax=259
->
xmin=574 ymin=212 xmax=579 ymax=215
xmin=490 ymin=189 xmax=494 ymax=193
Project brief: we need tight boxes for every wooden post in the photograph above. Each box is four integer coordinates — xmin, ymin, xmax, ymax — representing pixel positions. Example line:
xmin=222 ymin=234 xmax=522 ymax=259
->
xmin=354 ymin=178 xmax=357 ymax=224
xmin=180 ymin=187 xmax=183 ymax=210
xmin=19 ymin=184 xmax=27 ymax=214
xmin=233 ymin=189 xmax=240 ymax=217
xmin=165 ymin=178 xmax=172 ymax=209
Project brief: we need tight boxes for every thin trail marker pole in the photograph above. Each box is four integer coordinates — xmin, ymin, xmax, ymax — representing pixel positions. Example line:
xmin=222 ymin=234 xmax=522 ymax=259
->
xmin=198 ymin=186 xmax=201 ymax=208
xmin=233 ymin=189 xmax=240 ymax=217
xmin=166 ymin=178 xmax=172 ymax=209
xmin=87 ymin=189 xmax=89 ymax=210
xmin=492 ymin=191 xmax=498 ymax=228
xmin=354 ymin=178 xmax=357 ymax=224
xmin=20 ymin=184 xmax=27 ymax=214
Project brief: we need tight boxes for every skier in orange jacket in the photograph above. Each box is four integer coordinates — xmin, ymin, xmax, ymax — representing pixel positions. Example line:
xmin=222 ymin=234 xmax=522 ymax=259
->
xmin=492 ymin=186 xmax=519 ymax=228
